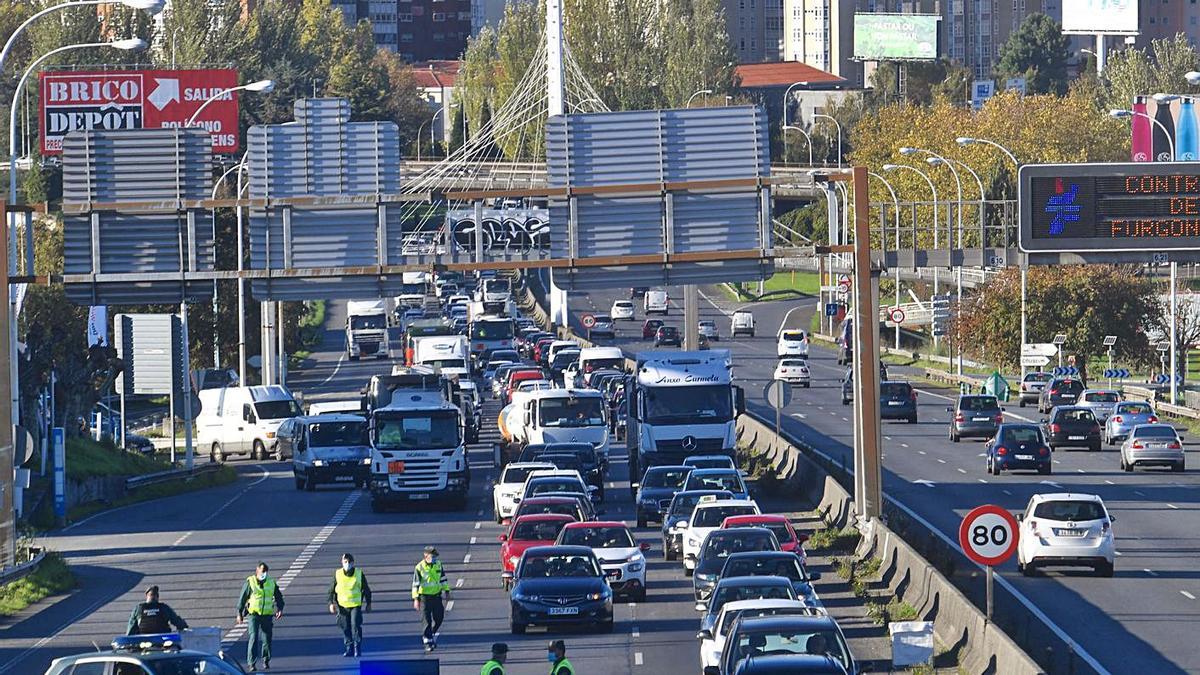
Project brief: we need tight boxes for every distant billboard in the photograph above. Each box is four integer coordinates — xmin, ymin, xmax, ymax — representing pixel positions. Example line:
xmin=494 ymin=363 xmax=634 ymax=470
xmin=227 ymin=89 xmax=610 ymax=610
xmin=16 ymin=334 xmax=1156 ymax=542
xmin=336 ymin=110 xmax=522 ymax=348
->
xmin=1061 ymin=0 xmax=1138 ymax=34
xmin=39 ymin=68 xmax=240 ymax=154
xmin=853 ymin=14 xmax=939 ymax=60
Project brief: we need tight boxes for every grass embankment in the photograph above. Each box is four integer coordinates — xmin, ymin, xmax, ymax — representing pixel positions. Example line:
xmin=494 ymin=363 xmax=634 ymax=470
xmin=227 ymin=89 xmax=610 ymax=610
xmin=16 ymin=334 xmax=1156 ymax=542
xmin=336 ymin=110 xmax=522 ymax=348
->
xmin=68 ymin=464 xmax=237 ymax=521
xmin=291 ymin=300 xmax=327 ymax=364
xmin=67 ymin=437 xmax=172 ymax=479
xmin=721 ymin=272 xmax=821 ymax=302
xmin=0 ymin=551 xmax=75 ymax=616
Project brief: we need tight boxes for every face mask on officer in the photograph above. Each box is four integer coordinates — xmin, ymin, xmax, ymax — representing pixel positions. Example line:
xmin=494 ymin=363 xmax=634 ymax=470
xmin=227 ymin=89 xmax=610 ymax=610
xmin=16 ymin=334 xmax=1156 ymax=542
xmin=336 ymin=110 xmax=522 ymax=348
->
xmin=547 ymin=652 xmax=557 ymax=663
xmin=343 ymin=561 xmax=353 ymax=572
xmin=257 ymin=572 xmax=267 ymax=581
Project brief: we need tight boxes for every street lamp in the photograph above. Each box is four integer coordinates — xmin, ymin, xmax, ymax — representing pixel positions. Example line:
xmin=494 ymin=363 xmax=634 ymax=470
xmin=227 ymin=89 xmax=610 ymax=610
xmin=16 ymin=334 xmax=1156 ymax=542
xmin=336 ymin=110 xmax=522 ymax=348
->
xmin=0 ymin=0 xmax=162 ymax=74
xmin=1110 ymin=109 xmax=1174 ymax=160
xmin=782 ymin=81 xmax=808 ymax=127
xmin=883 ymin=163 xmax=941 ymax=314
xmin=686 ymin=89 xmax=713 ymax=108
xmin=186 ymin=79 xmax=274 ymax=127
xmin=927 ymin=156 xmax=986 ymax=245
xmin=870 ymin=171 xmax=902 ymax=349
xmin=955 ymin=137 xmax=1019 ymax=168
xmin=782 ymin=125 xmax=813 ymax=166
xmin=813 ymin=113 xmax=842 ymax=167
xmin=422 ymin=102 xmax=458 ymax=160
xmin=1188 ymin=72 xmax=1200 ymax=86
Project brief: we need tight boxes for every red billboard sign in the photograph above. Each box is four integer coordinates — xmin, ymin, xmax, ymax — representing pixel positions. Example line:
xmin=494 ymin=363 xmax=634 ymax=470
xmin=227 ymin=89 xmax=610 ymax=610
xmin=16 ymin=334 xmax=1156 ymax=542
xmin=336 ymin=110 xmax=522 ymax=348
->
xmin=39 ymin=68 xmax=240 ymax=154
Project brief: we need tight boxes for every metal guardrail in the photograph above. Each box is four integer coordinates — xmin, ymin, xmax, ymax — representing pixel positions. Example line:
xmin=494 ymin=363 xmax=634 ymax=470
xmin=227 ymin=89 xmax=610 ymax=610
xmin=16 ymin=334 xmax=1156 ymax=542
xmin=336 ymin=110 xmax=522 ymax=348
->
xmin=125 ymin=463 xmax=220 ymax=491
xmin=0 ymin=549 xmax=46 ymax=586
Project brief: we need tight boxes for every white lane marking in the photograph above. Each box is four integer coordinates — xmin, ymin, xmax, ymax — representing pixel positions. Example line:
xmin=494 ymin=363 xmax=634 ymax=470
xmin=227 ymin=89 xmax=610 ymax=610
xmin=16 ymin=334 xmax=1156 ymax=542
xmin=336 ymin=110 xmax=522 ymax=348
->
xmin=1144 ymin=569 xmax=1157 ymax=576
xmin=937 ymin=459 xmax=946 ymax=464
xmin=901 ymin=443 xmax=910 ymax=448
xmin=956 ymin=468 xmax=967 ymax=474
xmin=635 ymin=652 xmax=644 ymax=666
xmin=0 ymin=591 xmax=115 ymax=669
xmin=1104 ymin=480 xmax=1115 ymax=485
xmin=222 ymin=489 xmax=360 ymax=649
xmin=463 ymin=553 xmax=472 ymax=564
xmin=456 ymin=578 xmax=464 ymax=588
xmin=1183 ymin=591 xmax=1196 ymax=600
xmin=172 ymin=531 xmax=194 ymax=547
xmin=470 ymin=536 xmax=478 ymax=544
xmin=1135 ymin=490 xmax=1146 ymax=497
xmin=632 ymin=625 xmax=640 ymax=638
xmin=1002 ymin=490 xmax=1013 ymax=496
xmin=792 ymin=413 xmax=807 ymax=419
xmin=447 ymin=600 xmax=456 ymax=611
xmin=1115 ymin=551 xmax=1122 ymax=556
xmin=841 ymin=416 xmax=849 ymax=422
xmin=475 ymin=522 xmax=482 ymax=529
xmin=1169 ymin=504 xmax=1179 ymax=510
xmin=918 ymin=450 xmax=926 ymax=455
xmin=978 ymin=479 xmax=988 ymax=484
xmin=318 ymin=351 xmax=347 ymax=386
xmin=1077 ymin=469 xmax=1086 ymax=473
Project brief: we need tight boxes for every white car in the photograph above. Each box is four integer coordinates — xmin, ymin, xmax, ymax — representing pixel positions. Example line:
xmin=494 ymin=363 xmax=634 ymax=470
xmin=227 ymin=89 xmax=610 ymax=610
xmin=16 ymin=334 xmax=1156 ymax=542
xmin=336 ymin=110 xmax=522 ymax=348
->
xmin=698 ymin=599 xmax=822 ymax=670
xmin=698 ymin=320 xmax=720 ymax=341
xmin=680 ymin=498 xmax=760 ymax=574
xmin=492 ymin=462 xmax=556 ymax=523
xmin=773 ymin=358 xmax=810 ymax=387
xmin=557 ymin=521 xmax=649 ymax=601
xmin=683 ymin=455 xmax=737 ymax=471
xmin=776 ymin=329 xmax=810 ymax=357
xmin=1017 ymin=493 xmax=1115 ymax=577
xmin=610 ymin=300 xmax=636 ymax=321
xmin=519 ymin=469 xmax=594 ymax=503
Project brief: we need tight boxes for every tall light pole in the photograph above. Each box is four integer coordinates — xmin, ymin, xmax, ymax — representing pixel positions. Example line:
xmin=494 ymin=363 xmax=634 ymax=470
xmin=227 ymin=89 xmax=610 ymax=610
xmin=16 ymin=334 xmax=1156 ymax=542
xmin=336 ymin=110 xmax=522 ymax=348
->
xmin=883 ymin=163 xmax=941 ymax=346
xmin=813 ymin=113 xmax=842 ymax=167
xmin=1109 ymin=109 xmax=1174 ymax=159
xmin=686 ymin=89 xmax=713 ymax=108
xmin=782 ymin=125 xmax=813 ymax=166
xmin=870 ymin=171 xmax=902 ymax=349
xmin=0 ymin=0 xmax=162 ymax=73
xmin=425 ymin=102 xmax=458 ymax=158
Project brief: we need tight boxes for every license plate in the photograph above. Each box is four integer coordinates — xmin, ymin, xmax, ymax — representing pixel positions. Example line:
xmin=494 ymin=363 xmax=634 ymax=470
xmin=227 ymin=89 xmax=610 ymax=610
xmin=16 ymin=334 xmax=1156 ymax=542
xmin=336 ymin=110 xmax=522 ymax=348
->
xmin=408 ymin=493 xmax=430 ymax=500
xmin=887 ymin=401 xmax=903 ymax=406
xmin=1016 ymin=454 xmax=1034 ymax=460
xmin=973 ymin=417 xmax=990 ymax=422
xmin=547 ymin=606 xmax=579 ymax=615
xmin=1068 ymin=436 xmax=1085 ymax=441
xmin=334 ymin=475 xmax=355 ymax=481
xmin=388 ymin=460 xmax=406 ymax=473
xmin=1061 ymin=394 xmax=1076 ymax=399
xmin=607 ymin=569 xmax=622 ymax=579
xmin=1055 ymin=529 xmax=1085 ymax=537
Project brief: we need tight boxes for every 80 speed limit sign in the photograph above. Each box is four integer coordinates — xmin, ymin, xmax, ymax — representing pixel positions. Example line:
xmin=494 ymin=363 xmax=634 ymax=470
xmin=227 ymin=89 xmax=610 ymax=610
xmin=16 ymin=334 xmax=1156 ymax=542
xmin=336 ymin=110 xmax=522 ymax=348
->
xmin=958 ymin=504 xmax=1020 ymax=566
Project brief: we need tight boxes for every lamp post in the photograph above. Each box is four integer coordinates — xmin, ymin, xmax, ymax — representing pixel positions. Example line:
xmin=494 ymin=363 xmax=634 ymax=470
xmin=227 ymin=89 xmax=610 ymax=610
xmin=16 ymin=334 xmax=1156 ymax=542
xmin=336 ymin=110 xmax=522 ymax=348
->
xmin=1109 ymin=109 xmax=1175 ymax=159
xmin=686 ymin=89 xmax=713 ymax=108
xmin=870 ymin=171 xmax=902 ymax=349
xmin=813 ymin=113 xmax=842 ymax=167
xmin=186 ymin=79 xmax=274 ymax=127
xmin=883 ymin=163 xmax=941 ymax=345
xmin=425 ymin=102 xmax=458 ymax=159
xmin=782 ymin=81 xmax=808 ymax=127
xmin=782 ymin=125 xmax=813 ymax=166
xmin=0 ymin=0 xmax=162 ymax=74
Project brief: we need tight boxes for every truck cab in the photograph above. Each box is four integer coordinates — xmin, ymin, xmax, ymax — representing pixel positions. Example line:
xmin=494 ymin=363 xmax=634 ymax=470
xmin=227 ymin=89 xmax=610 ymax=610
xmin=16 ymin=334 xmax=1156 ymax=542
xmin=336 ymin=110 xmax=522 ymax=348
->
xmin=345 ymin=299 xmax=389 ymax=360
xmin=469 ymin=315 xmax=516 ymax=367
xmin=479 ymin=277 xmax=513 ymax=313
xmin=367 ymin=389 xmax=468 ymax=511
xmin=626 ymin=351 xmax=743 ymax=478
xmin=499 ymin=388 xmax=611 ymax=466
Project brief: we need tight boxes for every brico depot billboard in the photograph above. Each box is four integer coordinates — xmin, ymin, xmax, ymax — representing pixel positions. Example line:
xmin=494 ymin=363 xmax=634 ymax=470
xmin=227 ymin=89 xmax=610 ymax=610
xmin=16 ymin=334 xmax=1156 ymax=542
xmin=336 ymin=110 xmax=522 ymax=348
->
xmin=39 ymin=68 xmax=240 ymax=154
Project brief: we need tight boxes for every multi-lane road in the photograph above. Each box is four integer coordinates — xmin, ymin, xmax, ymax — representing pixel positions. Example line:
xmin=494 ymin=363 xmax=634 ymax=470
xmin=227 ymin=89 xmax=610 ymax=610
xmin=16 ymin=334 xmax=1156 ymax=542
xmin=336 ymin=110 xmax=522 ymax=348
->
xmin=566 ymin=283 xmax=1200 ymax=675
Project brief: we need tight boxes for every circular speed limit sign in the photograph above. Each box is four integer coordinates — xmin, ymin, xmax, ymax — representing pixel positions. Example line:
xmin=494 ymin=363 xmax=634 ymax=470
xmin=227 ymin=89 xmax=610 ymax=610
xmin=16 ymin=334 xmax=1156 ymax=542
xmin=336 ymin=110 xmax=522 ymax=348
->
xmin=581 ymin=313 xmax=596 ymax=329
xmin=889 ymin=307 xmax=905 ymax=324
xmin=958 ymin=505 xmax=1020 ymax=566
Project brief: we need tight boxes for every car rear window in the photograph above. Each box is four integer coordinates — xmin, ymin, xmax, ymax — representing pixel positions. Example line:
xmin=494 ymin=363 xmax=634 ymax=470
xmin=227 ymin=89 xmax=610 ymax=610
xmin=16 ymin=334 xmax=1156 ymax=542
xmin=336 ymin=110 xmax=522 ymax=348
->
xmin=782 ymin=331 xmax=806 ymax=340
xmin=1053 ymin=380 xmax=1085 ymax=394
xmin=694 ymin=504 xmax=757 ymax=527
xmin=959 ymin=396 xmax=999 ymax=411
xmin=1025 ymin=373 xmax=1053 ymax=383
xmin=1116 ymin=402 xmax=1152 ymax=415
xmin=1032 ymin=500 xmax=1106 ymax=522
xmin=1001 ymin=427 xmax=1042 ymax=445
xmin=779 ymin=359 xmax=807 ymax=367
xmin=1084 ymin=392 xmax=1119 ymax=403
xmin=1056 ymin=409 xmax=1097 ymax=423
xmin=881 ymin=383 xmax=912 ymax=397
xmin=723 ymin=556 xmax=804 ymax=580
xmin=1132 ymin=426 xmax=1178 ymax=439
xmin=512 ymin=519 xmax=568 ymax=541
xmin=703 ymin=531 xmax=777 ymax=558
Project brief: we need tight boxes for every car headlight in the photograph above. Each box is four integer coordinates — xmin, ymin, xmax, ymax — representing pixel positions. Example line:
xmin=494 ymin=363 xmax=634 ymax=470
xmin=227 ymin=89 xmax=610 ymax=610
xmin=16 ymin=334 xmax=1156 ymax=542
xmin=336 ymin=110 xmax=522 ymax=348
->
xmin=627 ymin=562 xmax=643 ymax=572
xmin=312 ymin=459 xmax=326 ymax=467
xmin=626 ymin=552 xmax=643 ymax=563
xmin=515 ymin=593 xmax=540 ymax=602
xmin=695 ymin=572 xmax=717 ymax=583
xmin=688 ymin=536 xmax=701 ymax=547
xmin=360 ymin=458 xmax=371 ymax=465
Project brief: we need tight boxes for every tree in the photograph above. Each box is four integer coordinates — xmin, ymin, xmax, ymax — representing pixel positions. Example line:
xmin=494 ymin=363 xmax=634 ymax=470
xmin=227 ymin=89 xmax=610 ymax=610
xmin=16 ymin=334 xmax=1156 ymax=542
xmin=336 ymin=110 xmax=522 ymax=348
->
xmin=1100 ymin=34 xmax=1200 ymax=114
xmin=374 ymin=50 xmax=433 ymax=153
xmin=994 ymin=13 xmax=1070 ymax=96
xmin=326 ymin=21 xmax=391 ymax=121
xmin=661 ymin=0 xmax=738 ymax=108
xmin=156 ymin=0 xmax=244 ymax=68
xmin=952 ymin=267 xmax=1159 ymax=377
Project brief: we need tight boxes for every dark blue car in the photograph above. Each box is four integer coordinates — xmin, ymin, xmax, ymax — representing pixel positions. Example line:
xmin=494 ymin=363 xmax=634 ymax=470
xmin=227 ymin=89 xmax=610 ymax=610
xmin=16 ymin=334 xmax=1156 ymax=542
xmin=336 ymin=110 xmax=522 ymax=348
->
xmin=505 ymin=545 xmax=614 ymax=634
xmin=986 ymin=423 xmax=1052 ymax=475
xmin=879 ymin=381 xmax=918 ymax=423
xmin=634 ymin=465 xmax=693 ymax=527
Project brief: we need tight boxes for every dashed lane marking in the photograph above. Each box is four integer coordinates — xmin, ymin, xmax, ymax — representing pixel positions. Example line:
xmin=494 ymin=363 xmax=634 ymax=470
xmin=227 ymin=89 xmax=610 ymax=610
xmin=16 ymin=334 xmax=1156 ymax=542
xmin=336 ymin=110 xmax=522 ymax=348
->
xmin=1183 ymin=591 xmax=1196 ymax=600
xmin=463 ymin=553 xmax=472 ymax=564
xmin=635 ymin=652 xmax=644 ymax=666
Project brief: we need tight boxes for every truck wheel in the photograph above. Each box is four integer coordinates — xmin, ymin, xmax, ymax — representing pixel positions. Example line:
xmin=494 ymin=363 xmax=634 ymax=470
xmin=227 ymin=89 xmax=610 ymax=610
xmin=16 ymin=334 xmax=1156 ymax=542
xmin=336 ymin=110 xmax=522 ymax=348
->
xmin=212 ymin=442 xmax=226 ymax=464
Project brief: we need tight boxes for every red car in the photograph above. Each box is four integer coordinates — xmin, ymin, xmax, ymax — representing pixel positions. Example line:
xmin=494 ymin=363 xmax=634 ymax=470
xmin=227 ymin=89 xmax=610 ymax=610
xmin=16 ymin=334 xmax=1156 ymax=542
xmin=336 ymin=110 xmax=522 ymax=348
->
xmin=642 ymin=319 xmax=665 ymax=339
xmin=533 ymin=337 xmax=558 ymax=364
xmin=498 ymin=514 xmax=575 ymax=586
xmin=722 ymin=514 xmax=808 ymax=565
xmin=505 ymin=369 xmax=546 ymax=403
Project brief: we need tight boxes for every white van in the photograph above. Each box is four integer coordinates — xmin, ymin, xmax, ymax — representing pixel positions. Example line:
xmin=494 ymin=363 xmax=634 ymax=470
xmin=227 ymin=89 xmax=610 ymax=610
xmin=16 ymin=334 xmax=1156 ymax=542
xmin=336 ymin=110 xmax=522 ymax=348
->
xmin=731 ymin=310 xmax=755 ymax=337
xmin=644 ymin=290 xmax=669 ymax=315
xmin=197 ymin=386 xmax=302 ymax=462
xmin=576 ymin=347 xmax=625 ymax=387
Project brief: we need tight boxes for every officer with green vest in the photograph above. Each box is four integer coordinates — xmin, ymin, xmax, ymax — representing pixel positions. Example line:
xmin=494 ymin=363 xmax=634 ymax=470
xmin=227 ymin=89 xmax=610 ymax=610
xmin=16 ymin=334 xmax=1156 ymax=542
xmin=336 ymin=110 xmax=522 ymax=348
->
xmin=235 ymin=561 xmax=285 ymax=671
xmin=481 ymin=642 xmax=508 ymax=674
xmin=547 ymin=639 xmax=574 ymax=674
xmin=327 ymin=552 xmax=372 ymax=657
xmin=411 ymin=545 xmax=450 ymax=652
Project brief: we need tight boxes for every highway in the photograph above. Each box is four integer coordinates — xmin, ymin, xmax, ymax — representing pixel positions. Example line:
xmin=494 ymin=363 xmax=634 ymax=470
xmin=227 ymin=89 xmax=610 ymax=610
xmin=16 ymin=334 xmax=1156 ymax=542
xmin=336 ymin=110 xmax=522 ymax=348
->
xmin=2 ymin=298 xmax=877 ymax=674
xmin=564 ymin=283 xmax=1200 ymax=674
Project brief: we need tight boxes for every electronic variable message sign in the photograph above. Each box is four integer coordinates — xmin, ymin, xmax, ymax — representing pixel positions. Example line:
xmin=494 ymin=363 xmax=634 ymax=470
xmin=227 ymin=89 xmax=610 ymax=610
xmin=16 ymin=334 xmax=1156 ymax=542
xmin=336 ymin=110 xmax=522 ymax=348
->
xmin=1019 ymin=163 xmax=1200 ymax=253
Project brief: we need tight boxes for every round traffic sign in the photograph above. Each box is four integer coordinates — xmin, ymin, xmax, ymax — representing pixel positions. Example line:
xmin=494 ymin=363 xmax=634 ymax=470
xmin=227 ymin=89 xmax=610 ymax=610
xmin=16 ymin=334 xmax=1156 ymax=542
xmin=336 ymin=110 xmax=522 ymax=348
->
xmin=838 ymin=274 xmax=852 ymax=291
xmin=581 ymin=313 xmax=596 ymax=329
xmin=889 ymin=307 xmax=905 ymax=324
xmin=958 ymin=504 xmax=1019 ymax=567
xmin=763 ymin=379 xmax=792 ymax=409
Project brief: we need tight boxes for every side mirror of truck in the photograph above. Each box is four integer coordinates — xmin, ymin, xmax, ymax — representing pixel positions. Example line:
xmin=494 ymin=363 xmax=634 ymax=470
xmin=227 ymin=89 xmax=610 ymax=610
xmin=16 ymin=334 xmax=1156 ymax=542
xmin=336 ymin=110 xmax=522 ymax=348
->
xmin=734 ymin=386 xmax=746 ymax=416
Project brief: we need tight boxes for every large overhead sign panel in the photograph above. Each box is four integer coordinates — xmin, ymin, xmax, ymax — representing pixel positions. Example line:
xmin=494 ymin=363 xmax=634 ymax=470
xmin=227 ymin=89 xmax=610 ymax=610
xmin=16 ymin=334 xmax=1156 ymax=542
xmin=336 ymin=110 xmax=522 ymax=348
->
xmin=39 ymin=68 xmax=240 ymax=154
xmin=545 ymin=106 xmax=773 ymax=290
xmin=853 ymin=14 xmax=940 ymax=60
xmin=1060 ymin=0 xmax=1139 ymax=34
xmin=1019 ymin=163 xmax=1200 ymax=255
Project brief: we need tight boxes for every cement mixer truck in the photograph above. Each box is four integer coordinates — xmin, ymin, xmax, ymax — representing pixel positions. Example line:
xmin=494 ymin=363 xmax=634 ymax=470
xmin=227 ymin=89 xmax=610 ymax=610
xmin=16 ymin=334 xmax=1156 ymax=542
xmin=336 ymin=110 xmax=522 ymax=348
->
xmin=493 ymin=388 xmax=609 ymax=468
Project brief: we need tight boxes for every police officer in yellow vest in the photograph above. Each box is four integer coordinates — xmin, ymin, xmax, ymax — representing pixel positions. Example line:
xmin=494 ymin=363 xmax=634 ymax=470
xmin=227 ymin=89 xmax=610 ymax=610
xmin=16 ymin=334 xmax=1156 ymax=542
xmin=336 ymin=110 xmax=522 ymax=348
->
xmin=327 ymin=553 xmax=372 ymax=657
xmin=236 ymin=561 xmax=285 ymax=671
xmin=547 ymin=639 xmax=574 ymax=674
xmin=481 ymin=642 xmax=508 ymax=674
xmin=411 ymin=545 xmax=450 ymax=652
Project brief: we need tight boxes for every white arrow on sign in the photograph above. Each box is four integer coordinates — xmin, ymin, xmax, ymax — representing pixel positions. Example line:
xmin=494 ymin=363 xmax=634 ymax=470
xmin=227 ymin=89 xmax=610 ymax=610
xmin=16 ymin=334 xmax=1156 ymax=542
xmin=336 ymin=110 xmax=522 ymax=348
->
xmin=147 ymin=78 xmax=180 ymax=110
xmin=1020 ymin=355 xmax=1051 ymax=367
xmin=1022 ymin=343 xmax=1058 ymax=357
xmin=913 ymin=479 xmax=937 ymax=488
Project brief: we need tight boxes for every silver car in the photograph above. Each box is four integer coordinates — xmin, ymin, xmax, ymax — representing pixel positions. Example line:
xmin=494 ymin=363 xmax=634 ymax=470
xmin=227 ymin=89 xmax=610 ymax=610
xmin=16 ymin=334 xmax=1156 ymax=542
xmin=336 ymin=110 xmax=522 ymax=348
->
xmin=1120 ymin=424 xmax=1185 ymax=472
xmin=1104 ymin=400 xmax=1157 ymax=445
xmin=1018 ymin=372 xmax=1053 ymax=407
xmin=698 ymin=320 xmax=720 ymax=341
xmin=1078 ymin=389 xmax=1121 ymax=423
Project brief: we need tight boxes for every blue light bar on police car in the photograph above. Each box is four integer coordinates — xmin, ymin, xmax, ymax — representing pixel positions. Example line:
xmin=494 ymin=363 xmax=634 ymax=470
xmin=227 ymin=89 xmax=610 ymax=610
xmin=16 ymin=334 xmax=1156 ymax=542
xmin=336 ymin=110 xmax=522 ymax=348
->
xmin=111 ymin=632 xmax=182 ymax=652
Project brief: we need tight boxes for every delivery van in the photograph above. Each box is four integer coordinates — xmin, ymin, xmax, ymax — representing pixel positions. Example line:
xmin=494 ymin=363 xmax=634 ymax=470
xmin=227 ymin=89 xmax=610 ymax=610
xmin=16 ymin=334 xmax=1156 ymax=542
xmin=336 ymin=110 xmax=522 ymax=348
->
xmin=197 ymin=385 xmax=301 ymax=462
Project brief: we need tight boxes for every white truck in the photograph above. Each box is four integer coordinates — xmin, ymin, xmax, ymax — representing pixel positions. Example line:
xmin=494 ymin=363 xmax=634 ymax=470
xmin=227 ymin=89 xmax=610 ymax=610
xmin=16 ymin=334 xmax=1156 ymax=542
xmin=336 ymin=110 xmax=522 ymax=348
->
xmin=468 ymin=315 xmax=517 ymax=366
xmin=412 ymin=334 xmax=470 ymax=378
xmin=478 ymin=277 xmax=513 ymax=314
xmin=197 ymin=385 xmax=302 ymax=462
xmin=345 ymin=299 xmax=389 ymax=360
xmin=396 ymin=272 xmax=431 ymax=309
xmin=625 ymin=350 xmax=744 ymax=478
xmin=364 ymin=373 xmax=469 ymax=510
xmin=497 ymin=388 xmax=610 ymax=465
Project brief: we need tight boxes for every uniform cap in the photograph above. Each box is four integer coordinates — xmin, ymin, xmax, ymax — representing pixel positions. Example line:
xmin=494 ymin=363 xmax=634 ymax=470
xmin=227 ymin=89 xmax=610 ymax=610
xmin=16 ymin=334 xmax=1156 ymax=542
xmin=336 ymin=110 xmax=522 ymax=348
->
xmin=492 ymin=643 xmax=509 ymax=655
xmin=145 ymin=585 xmax=159 ymax=595
xmin=423 ymin=545 xmax=438 ymax=555
xmin=548 ymin=639 xmax=566 ymax=652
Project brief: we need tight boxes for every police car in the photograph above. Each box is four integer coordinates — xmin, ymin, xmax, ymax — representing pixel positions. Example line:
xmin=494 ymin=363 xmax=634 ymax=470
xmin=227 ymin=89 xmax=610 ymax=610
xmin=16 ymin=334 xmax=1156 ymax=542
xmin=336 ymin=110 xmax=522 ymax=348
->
xmin=44 ymin=633 xmax=246 ymax=674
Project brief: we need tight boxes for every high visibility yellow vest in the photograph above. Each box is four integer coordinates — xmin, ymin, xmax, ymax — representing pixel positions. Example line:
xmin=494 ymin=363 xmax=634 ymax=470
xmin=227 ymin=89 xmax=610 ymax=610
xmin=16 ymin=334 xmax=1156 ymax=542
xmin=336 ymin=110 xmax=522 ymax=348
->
xmin=335 ymin=568 xmax=363 ymax=608
xmin=415 ymin=560 xmax=448 ymax=596
xmin=481 ymin=660 xmax=505 ymax=675
xmin=551 ymin=658 xmax=574 ymax=675
xmin=246 ymin=576 xmax=277 ymax=615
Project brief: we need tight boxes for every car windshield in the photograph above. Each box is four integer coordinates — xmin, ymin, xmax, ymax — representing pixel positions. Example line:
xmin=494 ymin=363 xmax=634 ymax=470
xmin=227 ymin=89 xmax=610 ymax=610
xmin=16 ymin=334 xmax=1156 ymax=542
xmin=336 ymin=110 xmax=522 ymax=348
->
xmin=643 ymin=384 xmax=733 ymax=424
xmin=1032 ymin=500 xmax=1106 ymax=521
xmin=880 ymin=383 xmax=911 ymax=398
xmin=731 ymin=628 xmax=847 ymax=667
xmin=782 ymin=331 xmax=806 ymax=341
xmin=1132 ymin=426 xmax=1178 ymax=439
xmin=1001 ymin=427 xmax=1041 ymax=445
xmin=485 ymin=279 xmax=511 ymax=293
xmin=583 ymin=358 xmax=624 ymax=372
xmin=724 ymin=556 xmax=807 ymax=581
xmin=529 ymin=478 xmax=585 ymax=496
xmin=1085 ymin=392 xmax=1120 ymax=403
xmin=425 ymin=358 xmax=467 ymax=369
xmin=520 ymin=553 xmax=601 ymax=578
xmin=540 ymin=397 xmax=605 ymax=427
xmin=472 ymin=321 xmax=515 ymax=340
xmin=1056 ymin=409 xmax=1096 ymax=423
xmin=551 ymin=352 xmax=581 ymax=368
xmin=308 ymin=421 xmax=367 ymax=446
xmin=712 ymin=583 xmax=794 ymax=611
xmin=1116 ymin=402 xmax=1152 ymax=415
xmin=687 ymin=471 xmax=744 ymax=493
xmin=960 ymin=396 xmax=999 ymax=411
xmin=147 ymin=656 xmax=242 ymax=675
xmin=512 ymin=519 xmax=568 ymax=541
xmin=560 ymin=526 xmax=635 ymax=548
xmin=375 ymin=411 xmax=461 ymax=450
xmin=350 ymin=314 xmax=386 ymax=330
xmin=644 ymin=468 xmax=692 ymax=489
xmin=703 ymin=532 xmax=777 ymax=559
xmin=694 ymin=505 xmax=757 ymax=527
xmin=256 ymin=399 xmax=301 ymax=420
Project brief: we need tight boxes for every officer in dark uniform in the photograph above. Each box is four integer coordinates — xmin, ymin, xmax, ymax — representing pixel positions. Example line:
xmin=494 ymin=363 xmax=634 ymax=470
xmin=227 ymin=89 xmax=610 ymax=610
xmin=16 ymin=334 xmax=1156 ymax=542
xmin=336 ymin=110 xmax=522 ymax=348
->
xmin=126 ymin=585 xmax=189 ymax=635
